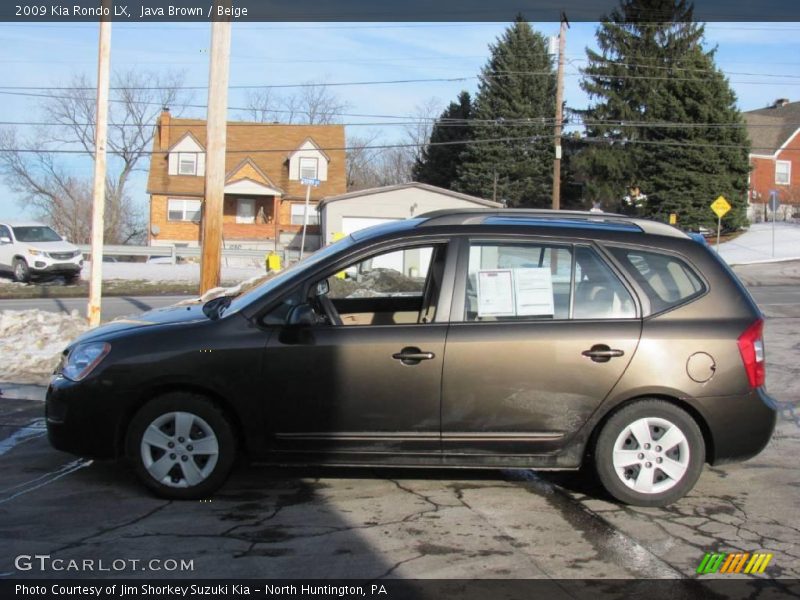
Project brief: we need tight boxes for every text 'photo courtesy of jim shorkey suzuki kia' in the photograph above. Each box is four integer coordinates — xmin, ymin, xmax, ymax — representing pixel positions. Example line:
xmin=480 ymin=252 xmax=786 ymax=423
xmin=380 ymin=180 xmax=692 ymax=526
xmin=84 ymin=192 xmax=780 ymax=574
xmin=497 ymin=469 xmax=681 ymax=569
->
xmin=45 ymin=209 xmax=777 ymax=507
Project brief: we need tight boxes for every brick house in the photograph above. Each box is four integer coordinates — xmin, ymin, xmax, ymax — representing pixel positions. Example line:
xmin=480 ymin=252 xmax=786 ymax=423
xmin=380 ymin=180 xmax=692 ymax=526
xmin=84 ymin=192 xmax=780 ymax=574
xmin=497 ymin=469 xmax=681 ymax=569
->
xmin=146 ymin=110 xmax=346 ymax=251
xmin=744 ymin=99 xmax=800 ymax=220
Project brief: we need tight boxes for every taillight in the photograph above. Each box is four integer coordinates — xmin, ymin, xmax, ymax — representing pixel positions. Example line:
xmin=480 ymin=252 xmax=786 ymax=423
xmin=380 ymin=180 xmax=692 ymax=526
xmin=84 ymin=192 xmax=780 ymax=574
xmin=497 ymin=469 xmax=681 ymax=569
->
xmin=737 ymin=319 xmax=765 ymax=388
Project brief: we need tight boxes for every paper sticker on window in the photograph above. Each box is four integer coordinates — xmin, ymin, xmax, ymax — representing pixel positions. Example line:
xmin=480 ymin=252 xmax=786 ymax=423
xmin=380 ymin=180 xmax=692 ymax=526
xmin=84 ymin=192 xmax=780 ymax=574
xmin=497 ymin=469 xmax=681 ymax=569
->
xmin=513 ymin=268 xmax=554 ymax=316
xmin=477 ymin=269 xmax=515 ymax=316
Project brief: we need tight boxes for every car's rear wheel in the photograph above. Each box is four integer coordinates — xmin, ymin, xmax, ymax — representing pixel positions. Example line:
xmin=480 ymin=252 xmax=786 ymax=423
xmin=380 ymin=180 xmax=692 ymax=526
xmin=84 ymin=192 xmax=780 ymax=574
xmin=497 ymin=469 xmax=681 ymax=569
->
xmin=594 ymin=400 xmax=705 ymax=507
xmin=12 ymin=258 xmax=30 ymax=283
xmin=126 ymin=393 xmax=236 ymax=499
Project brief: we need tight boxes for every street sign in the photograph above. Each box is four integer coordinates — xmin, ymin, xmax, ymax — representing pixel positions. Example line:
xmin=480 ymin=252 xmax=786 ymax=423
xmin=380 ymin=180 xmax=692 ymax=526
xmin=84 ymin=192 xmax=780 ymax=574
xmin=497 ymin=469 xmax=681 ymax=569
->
xmin=300 ymin=177 xmax=321 ymax=187
xmin=669 ymin=213 xmax=677 ymax=225
xmin=768 ymin=190 xmax=780 ymax=213
xmin=710 ymin=196 xmax=731 ymax=218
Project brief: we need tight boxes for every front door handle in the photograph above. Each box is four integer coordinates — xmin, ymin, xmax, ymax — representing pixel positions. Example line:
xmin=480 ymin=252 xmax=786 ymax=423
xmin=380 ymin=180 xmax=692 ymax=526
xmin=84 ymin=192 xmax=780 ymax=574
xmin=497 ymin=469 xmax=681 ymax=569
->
xmin=392 ymin=347 xmax=435 ymax=365
xmin=582 ymin=344 xmax=625 ymax=363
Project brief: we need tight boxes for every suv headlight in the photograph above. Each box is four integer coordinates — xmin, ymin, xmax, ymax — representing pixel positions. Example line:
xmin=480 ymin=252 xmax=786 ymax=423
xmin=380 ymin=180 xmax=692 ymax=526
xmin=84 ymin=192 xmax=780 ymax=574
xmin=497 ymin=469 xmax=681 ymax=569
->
xmin=28 ymin=248 xmax=49 ymax=257
xmin=62 ymin=342 xmax=111 ymax=381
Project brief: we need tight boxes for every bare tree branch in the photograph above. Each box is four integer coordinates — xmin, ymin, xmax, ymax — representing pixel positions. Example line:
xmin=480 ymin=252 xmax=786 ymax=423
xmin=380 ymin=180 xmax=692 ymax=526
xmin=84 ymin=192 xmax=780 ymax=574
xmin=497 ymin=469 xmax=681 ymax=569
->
xmin=0 ymin=70 xmax=192 ymax=244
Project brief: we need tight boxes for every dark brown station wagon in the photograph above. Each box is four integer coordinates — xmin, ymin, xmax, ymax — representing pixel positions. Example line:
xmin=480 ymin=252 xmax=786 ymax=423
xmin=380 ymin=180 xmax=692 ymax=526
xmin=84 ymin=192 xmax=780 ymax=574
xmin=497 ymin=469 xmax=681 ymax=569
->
xmin=46 ymin=209 xmax=776 ymax=506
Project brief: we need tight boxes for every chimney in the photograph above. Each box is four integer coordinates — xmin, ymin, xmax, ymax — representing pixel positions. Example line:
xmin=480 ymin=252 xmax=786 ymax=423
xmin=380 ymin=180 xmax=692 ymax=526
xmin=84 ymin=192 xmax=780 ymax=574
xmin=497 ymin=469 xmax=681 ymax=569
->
xmin=774 ymin=98 xmax=790 ymax=108
xmin=159 ymin=107 xmax=171 ymax=150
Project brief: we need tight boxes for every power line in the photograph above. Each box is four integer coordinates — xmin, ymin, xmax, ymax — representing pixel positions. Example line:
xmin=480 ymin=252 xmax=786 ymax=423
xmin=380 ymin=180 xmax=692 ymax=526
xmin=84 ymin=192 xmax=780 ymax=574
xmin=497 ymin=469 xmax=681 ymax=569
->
xmin=3 ymin=118 xmax=795 ymax=129
xmin=0 ymin=135 xmax=795 ymax=156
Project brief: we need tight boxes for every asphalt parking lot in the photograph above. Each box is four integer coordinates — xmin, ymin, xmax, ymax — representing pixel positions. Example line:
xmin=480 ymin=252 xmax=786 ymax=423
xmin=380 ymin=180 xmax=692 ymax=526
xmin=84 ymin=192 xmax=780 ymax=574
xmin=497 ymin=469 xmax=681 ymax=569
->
xmin=0 ymin=273 xmax=798 ymax=582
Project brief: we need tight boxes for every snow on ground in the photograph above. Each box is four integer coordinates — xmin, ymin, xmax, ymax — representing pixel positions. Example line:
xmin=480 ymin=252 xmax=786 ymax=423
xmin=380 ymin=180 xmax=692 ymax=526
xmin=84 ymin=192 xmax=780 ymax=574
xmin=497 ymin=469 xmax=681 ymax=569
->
xmin=0 ymin=310 xmax=89 ymax=385
xmin=718 ymin=221 xmax=800 ymax=265
xmin=82 ymin=261 xmax=265 ymax=283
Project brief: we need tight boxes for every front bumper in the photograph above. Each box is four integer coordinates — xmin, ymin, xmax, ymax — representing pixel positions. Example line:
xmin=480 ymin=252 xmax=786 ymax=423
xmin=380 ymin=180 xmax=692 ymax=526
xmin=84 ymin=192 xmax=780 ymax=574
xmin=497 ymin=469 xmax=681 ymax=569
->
xmin=695 ymin=387 xmax=777 ymax=465
xmin=46 ymin=374 xmax=131 ymax=459
xmin=31 ymin=260 xmax=82 ymax=275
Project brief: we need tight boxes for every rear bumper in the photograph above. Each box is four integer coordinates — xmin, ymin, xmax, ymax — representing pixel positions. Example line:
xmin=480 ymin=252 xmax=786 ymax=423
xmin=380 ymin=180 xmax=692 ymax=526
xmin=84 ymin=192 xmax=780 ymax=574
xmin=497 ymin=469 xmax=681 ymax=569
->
xmin=695 ymin=387 xmax=777 ymax=465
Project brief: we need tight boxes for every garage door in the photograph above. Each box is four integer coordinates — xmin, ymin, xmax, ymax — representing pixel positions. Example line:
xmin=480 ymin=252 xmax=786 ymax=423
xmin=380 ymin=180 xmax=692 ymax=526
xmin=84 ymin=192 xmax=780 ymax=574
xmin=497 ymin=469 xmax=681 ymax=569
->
xmin=341 ymin=217 xmax=400 ymax=236
xmin=341 ymin=217 xmax=404 ymax=272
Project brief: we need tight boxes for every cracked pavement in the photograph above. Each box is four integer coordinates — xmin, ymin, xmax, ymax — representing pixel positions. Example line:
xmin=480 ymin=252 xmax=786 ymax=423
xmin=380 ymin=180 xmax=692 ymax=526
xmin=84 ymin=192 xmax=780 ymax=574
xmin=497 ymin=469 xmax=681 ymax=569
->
xmin=0 ymin=274 xmax=798 ymax=581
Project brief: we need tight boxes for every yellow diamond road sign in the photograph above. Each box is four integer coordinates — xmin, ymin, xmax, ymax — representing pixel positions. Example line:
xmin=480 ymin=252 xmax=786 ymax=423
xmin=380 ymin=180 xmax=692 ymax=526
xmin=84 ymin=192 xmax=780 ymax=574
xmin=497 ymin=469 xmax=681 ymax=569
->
xmin=711 ymin=196 xmax=731 ymax=218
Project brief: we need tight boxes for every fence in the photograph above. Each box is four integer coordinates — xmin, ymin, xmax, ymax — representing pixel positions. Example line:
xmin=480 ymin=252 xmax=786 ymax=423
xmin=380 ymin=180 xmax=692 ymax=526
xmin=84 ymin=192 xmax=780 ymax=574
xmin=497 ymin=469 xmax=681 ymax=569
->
xmin=77 ymin=244 xmax=305 ymax=266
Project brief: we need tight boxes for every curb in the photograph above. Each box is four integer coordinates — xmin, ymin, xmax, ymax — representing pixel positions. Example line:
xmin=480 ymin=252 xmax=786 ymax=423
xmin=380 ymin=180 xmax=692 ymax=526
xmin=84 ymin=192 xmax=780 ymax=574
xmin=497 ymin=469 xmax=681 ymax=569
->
xmin=725 ymin=256 xmax=800 ymax=266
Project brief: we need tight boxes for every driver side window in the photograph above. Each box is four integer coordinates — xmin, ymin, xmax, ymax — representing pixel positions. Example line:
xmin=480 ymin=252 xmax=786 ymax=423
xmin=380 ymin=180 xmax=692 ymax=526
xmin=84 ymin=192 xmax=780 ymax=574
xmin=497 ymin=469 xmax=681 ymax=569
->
xmin=323 ymin=244 xmax=442 ymax=326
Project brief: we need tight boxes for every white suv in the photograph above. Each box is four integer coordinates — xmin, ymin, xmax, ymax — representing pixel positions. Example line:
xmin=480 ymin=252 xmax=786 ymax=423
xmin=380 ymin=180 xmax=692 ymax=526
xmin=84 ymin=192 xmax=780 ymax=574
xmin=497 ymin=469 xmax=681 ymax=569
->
xmin=0 ymin=221 xmax=84 ymax=283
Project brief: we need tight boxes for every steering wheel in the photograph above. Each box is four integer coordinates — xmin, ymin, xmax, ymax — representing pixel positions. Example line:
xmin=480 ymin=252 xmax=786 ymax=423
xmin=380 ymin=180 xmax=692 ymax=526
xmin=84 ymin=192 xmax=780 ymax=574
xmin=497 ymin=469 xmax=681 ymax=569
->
xmin=315 ymin=292 xmax=343 ymax=326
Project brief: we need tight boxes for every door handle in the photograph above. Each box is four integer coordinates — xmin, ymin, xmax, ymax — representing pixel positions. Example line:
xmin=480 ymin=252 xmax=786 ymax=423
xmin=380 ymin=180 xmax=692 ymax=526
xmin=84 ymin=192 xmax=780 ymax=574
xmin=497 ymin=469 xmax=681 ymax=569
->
xmin=392 ymin=347 xmax=435 ymax=365
xmin=582 ymin=344 xmax=625 ymax=363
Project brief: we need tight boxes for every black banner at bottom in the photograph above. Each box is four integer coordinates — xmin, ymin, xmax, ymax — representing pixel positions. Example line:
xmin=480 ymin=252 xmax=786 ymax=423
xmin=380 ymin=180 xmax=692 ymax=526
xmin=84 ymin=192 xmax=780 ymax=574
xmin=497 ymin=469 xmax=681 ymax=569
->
xmin=2 ymin=579 xmax=799 ymax=600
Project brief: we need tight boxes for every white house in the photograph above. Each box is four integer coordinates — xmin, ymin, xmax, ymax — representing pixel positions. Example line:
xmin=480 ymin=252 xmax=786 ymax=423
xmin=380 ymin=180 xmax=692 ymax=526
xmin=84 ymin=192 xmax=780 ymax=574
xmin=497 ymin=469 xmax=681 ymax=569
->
xmin=317 ymin=182 xmax=503 ymax=244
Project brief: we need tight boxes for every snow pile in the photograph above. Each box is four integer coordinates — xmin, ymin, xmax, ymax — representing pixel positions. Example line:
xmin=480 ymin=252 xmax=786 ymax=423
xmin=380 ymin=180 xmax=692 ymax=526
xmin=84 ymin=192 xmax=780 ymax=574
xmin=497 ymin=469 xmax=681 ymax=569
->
xmin=0 ymin=310 xmax=89 ymax=385
xmin=176 ymin=271 xmax=281 ymax=305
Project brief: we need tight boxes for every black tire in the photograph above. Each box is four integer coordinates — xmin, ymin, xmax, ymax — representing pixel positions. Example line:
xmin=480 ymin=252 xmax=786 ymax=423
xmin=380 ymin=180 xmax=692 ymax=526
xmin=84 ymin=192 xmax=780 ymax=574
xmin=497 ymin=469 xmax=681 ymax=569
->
xmin=594 ymin=399 xmax=705 ymax=507
xmin=126 ymin=392 xmax=237 ymax=500
xmin=12 ymin=258 xmax=30 ymax=283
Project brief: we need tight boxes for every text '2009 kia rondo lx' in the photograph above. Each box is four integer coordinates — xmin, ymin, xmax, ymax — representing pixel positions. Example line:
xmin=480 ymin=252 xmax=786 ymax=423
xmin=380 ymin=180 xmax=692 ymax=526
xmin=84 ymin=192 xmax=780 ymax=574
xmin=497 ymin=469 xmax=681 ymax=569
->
xmin=46 ymin=210 xmax=776 ymax=506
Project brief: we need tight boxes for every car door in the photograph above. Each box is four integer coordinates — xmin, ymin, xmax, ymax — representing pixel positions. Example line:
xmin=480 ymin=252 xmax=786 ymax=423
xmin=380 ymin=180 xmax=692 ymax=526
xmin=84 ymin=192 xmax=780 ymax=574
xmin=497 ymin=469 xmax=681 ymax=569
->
xmin=262 ymin=240 xmax=454 ymax=459
xmin=441 ymin=238 xmax=642 ymax=459
xmin=0 ymin=225 xmax=12 ymax=269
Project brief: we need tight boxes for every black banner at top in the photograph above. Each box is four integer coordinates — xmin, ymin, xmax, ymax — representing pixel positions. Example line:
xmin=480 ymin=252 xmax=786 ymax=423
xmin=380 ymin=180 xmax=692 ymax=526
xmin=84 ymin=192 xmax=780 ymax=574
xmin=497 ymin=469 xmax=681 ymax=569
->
xmin=2 ymin=0 xmax=800 ymax=22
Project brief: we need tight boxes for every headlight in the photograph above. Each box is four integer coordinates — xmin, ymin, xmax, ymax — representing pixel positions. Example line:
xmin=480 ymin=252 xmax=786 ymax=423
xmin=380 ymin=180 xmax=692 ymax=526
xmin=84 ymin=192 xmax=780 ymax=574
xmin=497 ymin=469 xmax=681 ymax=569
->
xmin=62 ymin=342 xmax=111 ymax=381
xmin=28 ymin=248 xmax=47 ymax=257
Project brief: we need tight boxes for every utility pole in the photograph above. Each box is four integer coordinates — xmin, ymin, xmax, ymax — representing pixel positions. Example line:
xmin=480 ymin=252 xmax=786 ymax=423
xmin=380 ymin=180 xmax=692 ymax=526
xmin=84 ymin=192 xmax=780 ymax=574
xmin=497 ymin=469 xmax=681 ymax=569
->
xmin=200 ymin=10 xmax=232 ymax=294
xmin=551 ymin=12 xmax=569 ymax=211
xmin=87 ymin=7 xmax=111 ymax=327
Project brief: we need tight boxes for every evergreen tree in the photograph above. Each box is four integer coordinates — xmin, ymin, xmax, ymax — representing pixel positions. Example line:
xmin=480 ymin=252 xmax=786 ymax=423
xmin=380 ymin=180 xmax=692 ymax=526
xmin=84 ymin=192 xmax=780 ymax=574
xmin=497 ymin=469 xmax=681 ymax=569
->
xmin=576 ymin=0 xmax=750 ymax=229
xmin=454 ymin=16 xmax=556 ymax=207
xmin=412 ymin=91 xmax=473 ymax=189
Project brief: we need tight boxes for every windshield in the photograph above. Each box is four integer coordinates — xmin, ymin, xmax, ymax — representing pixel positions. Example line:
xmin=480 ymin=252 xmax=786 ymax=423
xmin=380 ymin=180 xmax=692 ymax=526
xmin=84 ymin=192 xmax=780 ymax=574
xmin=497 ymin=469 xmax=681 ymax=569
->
xmin=13 ymin=226 xmax=62 ymax=243
xmin=223 ymin=235 xmax=356 ymax=315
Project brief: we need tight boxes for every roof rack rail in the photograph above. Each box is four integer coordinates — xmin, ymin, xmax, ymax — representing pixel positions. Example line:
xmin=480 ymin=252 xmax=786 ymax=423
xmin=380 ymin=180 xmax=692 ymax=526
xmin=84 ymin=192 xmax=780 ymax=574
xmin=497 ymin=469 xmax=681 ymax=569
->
xmin=416 ymin=208 xmax=689 ymax=238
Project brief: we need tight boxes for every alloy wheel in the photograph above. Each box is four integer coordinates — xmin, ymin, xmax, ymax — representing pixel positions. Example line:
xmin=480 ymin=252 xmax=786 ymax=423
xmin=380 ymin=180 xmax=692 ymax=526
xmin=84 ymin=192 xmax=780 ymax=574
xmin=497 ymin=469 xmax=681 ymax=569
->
xmin=139 ymin=411 xmax=220 ymax=488
xmin=612 ymin=417 xmax=690 ymax=494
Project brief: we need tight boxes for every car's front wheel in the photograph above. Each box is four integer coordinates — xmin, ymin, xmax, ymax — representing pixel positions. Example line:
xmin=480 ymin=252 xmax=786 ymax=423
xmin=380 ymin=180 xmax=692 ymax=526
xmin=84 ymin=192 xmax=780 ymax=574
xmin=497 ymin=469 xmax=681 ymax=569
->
xmin=594 ymin=399 xmax=705 ymax=507
xmin=12 ymin=258 xmax=30 ymax=283
xmin=126 ymin=393 xmax=237 ymax=499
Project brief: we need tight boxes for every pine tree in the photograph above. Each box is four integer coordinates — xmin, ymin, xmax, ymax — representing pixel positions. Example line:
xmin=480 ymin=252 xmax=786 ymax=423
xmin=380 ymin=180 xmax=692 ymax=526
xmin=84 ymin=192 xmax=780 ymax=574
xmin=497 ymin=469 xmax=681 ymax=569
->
xmin=412 ymin=91 xmax=473 ymax=189
xmin=454 ymin=16 xmax=556 ymax=207
xmin=576 ymin=0 xmax=750 ymax=229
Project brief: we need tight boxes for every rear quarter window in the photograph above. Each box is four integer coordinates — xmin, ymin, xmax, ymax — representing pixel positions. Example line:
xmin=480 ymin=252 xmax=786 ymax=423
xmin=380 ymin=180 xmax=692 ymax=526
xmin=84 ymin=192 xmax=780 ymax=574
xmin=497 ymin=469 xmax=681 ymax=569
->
xmin=607 ymin=247 xmax=705 ymax=314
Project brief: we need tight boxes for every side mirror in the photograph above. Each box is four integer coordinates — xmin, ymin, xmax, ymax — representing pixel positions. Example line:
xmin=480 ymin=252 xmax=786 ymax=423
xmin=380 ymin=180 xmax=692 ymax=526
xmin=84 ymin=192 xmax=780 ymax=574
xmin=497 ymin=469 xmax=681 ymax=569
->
xmin=0 ymin=236 xmax=10 ymax=244
xmin=287 ymin=304 xmax=317 ymax=326
xmin=315 ymin=279 xmax=330 ymax=297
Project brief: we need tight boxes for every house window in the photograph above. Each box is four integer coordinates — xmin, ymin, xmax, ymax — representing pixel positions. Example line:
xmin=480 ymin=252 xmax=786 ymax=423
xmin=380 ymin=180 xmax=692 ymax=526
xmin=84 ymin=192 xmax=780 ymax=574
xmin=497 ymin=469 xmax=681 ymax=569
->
xmin=167 ymin=199 xmax=202 ymax=222
xmin=291 ymin=203 xmax=318 ymax=226
xmin=178 ymin=153 xmax=197 ymax=175
xmin=299 ymin=157 xmax=318 ymax=181
xmin=776 ymin=161 xmax=791 ymax=185
xmin=236 ymin=198 xmax=256 ymax=224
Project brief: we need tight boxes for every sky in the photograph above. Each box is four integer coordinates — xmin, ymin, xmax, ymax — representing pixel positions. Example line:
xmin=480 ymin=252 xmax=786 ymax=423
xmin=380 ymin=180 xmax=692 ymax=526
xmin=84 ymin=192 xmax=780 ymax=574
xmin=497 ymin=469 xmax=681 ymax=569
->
xmin=1 ymin=20 xmax=799 ymax=223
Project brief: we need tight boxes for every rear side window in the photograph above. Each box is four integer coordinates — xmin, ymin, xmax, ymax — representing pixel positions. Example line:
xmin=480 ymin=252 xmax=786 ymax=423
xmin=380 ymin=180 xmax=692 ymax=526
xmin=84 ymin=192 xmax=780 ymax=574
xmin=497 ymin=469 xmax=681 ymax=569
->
xmin=463 ymin=243 xmax=636 ymax=321
xmin=608 ymin=247 xmax=705 ymax=313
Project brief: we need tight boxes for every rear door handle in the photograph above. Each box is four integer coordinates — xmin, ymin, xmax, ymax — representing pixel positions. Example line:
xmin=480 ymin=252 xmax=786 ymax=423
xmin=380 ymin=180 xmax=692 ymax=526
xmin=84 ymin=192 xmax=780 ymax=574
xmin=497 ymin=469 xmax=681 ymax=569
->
xmin=392 ymin=347 xmax=435 ymax=365
xmin=582 ymin=344 xmax=625 ymax=363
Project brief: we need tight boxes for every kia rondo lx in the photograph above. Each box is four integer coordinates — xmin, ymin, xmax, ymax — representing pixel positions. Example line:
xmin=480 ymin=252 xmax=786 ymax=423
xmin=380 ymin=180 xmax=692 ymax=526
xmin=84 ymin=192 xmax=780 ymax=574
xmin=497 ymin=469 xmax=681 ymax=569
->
xmin=46 ymin=210 xmax=776 ymax=506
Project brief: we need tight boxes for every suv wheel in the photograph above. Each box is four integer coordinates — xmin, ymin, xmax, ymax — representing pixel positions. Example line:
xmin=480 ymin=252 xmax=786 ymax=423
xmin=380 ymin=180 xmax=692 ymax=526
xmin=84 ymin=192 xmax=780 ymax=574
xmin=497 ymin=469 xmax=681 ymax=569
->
xmin=594 ymin=400 xmax=705 ymax=507
xmin=12 ymin=258 xmax=30 ymax=283
xmin=126 ymin=393 xmax=236 ymax=499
